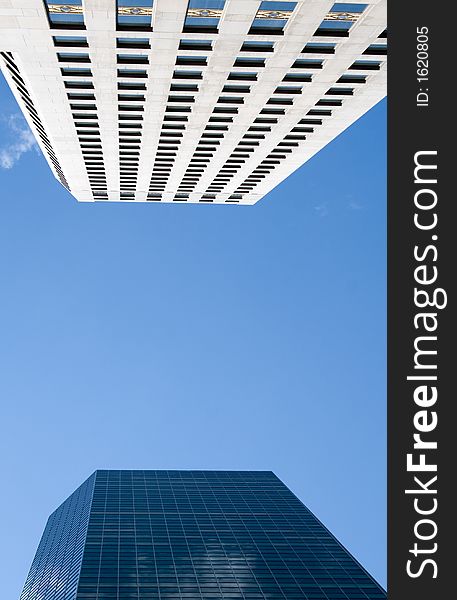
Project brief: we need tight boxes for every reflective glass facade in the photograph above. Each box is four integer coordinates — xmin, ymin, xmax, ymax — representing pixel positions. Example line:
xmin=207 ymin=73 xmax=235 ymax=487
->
xmin=20 ymin=471 xmax=386 ymax=600
xmin=19 ymin=472 xmax=96 ymax=600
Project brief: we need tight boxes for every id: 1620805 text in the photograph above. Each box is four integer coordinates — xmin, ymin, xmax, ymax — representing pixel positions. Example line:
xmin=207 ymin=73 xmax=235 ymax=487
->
xmin=417 ymin=26 xmax=430 ymax=107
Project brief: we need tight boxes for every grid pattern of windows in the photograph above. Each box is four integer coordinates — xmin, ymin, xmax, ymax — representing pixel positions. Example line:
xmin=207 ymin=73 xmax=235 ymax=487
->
xmin=20 ymin=471 xmax=386 ymax=600
xmin=19 ymin=473 xmax=96 ymax=600
xmin=0 ymin=0 xmax=386 ymax=203
xmin=56 ymin=38 xmax=109 ymax=200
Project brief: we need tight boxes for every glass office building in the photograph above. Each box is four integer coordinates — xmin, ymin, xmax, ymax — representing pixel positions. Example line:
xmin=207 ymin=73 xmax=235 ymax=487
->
xmin=19 ymin=470 xmax=385 ymax=599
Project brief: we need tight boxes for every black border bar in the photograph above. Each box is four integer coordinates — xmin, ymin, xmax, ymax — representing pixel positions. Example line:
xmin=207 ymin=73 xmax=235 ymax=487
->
xmin=388 ymin=2 xmax=453 ymax=598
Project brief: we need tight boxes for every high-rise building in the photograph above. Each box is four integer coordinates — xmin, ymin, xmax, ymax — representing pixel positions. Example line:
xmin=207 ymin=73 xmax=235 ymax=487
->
xmin=19 ymin=470 xmax=385 ymax=599
xmin=1 ymin=1 xmax=386 ymax=204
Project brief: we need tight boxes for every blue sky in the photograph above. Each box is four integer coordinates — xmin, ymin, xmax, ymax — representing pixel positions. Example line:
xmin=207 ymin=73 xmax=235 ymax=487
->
xmin=0 ymin=73 xmax=386 ymax=597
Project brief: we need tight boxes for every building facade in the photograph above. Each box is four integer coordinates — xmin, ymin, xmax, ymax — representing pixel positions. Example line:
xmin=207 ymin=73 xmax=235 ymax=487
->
xmin=19 ymin=470 xmax=386 ymax=599
xmin=0 ymin=0 xmax=386 ymax=204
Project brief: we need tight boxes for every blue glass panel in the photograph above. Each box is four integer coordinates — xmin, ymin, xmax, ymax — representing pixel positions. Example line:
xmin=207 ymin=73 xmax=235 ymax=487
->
xmin=331 ymin=2 xmax=367 ymax=12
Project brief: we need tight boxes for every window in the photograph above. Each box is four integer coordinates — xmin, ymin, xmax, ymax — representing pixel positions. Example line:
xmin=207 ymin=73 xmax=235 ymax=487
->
xmin=183 ymin=0 xmax=226 ymax=33
xmin=118 ymin=93 xmax=146 ymax=101
xmin=176 ymin=55 xmax=207 ymax=66
xmin=117 ymin=68 xmax=148 ymax=77
xmin=68 ymin=93 xmax=96 ymax=100
xmin=364 ymin=43 xmax=387 ymax=55
xmin=283 ymin=72 xmax=312 ymax=82
xmin=233 ymin=57 xmax=265 ymax=68
xmin=76 ymin=129 xmax=99 ymax=135
xmin=117 ymin=54 xmax=149 ymax=64
xmin=70 ymin=103 xmax=97 ymax=110
xmin=117 ymin=0 xmax=154 ymax=31
xmin=173 ymin=70 xmax=203 ymax=79
xmin=170 ymin=83 xmax=199 ymax=92
xmin=168 ymin=95 xmax=195 ymax=103
xmin=331 ymin=2 xmax=367 ymax=12
xmin=61 ymin=67 xmax=92 ymax=76
xmin=53 ymin=36 xmax=88 ymax=47
xmin=57 ymin=52 xmax=90 ymax=63
xmin=117 ymin=37 xmax=151 ymax=49
xmin=163 ymin=116 xmax=188 ymax=122
xmin=260 ymin=107 xmax=285 ymax=115
xmin=74 ymin=121 xmax=99 ymax=127
xmin=249 ymin=1 xmax=297 ymax=35
xmin=73 ymin=112 xmax=97 ymax=119
xmin=350 ymin=60 xmax=381 ymax=70
xmin=326 ymin=87 xmax=353 ymax=95
xmin=179 ymin=39 xmax=213 ymax=51
xmin=212 ymin=106 xmax=238 ymax=114
xmin=315 ymin=20 xmax=352 ymax=35
xmin=267 ymin=97 xmax=293 ymax=105
xmin=315 ymin=4 xmax=367 ymax=36
xmin=118 ymin=81 xmax=147 ymax=90
xmin=275 ymin=85 xmax=301 ymax=94
xmin=222 ymin=85 xmax=250 ymax=93
xmin=302 ymin=42 xmax=335 ymax=54
xmin=337 ymin=73 xmax=367 ymax=83
xmin=209 ymin=116 xmax=232 ymax=122
xmin=44 ymin=0 xmax=85 ymax=29
xmin=119 ymin=104 xmax=144 ymax=111
xmin=316 ymin=98 xmax=342 ymax=106
xmin=240 ymin=41 xmax=274 ymax=52
xmin=118 ymin=124 xmax=142 ymax=130
xmin=228 ymin=71 xmax=257 ymax=81
xmin=307 ymin=108 xmax=331 ymax=116
xmin=165 ymin=106 xmax=192 ymax=113
xmin=291 ymin=59 xmax=323 ymax=69
xmin=254 ymin=117 xmax=277 ymax=123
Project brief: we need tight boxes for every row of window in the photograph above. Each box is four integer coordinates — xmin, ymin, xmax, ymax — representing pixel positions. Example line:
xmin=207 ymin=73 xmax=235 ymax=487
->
xmin=54 ymin=40 xmax=110 ymax=198
xmin=54 ymin=41 xmax=109 ymax=197
xmin=75 ymin=593 xmax=366 ymax=596
xmin=1 ymin=52 xmax=69 ymax=190
xmin=53 ymin=35 xmax=385 ymax=59
xmin=58 ymin=53 xmax=369 ymax=75
xmin=43 ymin=1 xmax=370 ymax=38
xmin=70 ymin=76 xmax=108 ymax=196
xmin=116 ymin=48 xmax=144 ymax=196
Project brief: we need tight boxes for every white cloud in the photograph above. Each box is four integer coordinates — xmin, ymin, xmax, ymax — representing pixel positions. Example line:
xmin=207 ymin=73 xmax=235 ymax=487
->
xmin=314 ymin=202 xmax=329 ymax=217
xmin=0 ymin=114 xmax=39 ymax=169
xmin=348 ymin=199 xmax=364 ymax=210
xmin=345 ymin=193 xmax=364 ymax=211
